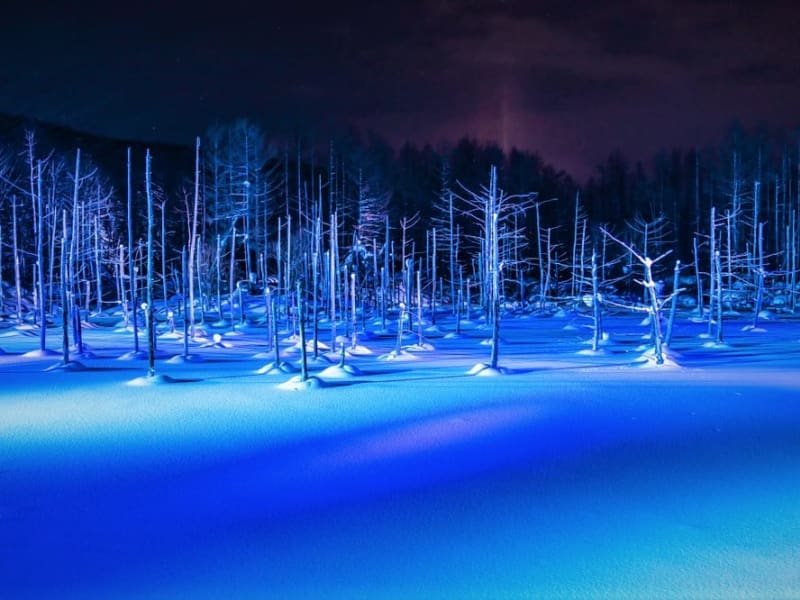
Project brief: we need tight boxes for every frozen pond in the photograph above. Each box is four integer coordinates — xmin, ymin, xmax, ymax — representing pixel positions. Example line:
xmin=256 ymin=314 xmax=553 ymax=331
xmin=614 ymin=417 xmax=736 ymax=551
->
xmin=2 ymin=311 xmax=799 ymax=598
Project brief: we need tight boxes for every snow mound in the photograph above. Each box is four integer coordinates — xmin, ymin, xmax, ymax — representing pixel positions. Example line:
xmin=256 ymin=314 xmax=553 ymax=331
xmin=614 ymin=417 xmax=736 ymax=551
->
xmin=44 ymin=360 xmax=88 ymax=372
xmin=158 ymin=331 xmax=185 ymax=340
xmin=576 ymin=348 xmax=610 ymax=356
xmin=404 ymin=342 xmax=435 ymax=352
xmin=346 ymin=344 xmax=374 ymax=356
xmin=318 ymin=364 xmax=364 ymax=379
xmin=305 ymin=354 xmax=335 ymax=365
xmin=117 ymin=350 xmax=151 ymax=361
xmin=467 ymin=362 xmax=508 ymax=376
xmin=118 ymin=349 xmax=171 ymax=360
xmin=255 ymin=361 xmax=299 ymax=375
xmin=126 ymin=374 xmax=181 ymax=386
xmin=443 ymin=332 xmax=465 ymax=340
xmin=631 ymin=349 xmax=681 ymax=368
xmin=286 ymin=340 xmax=333 ymax=353
xmin=741 ymin=325 xmax=767 ymax=333
xmin=166 ymin=354 xmax=204 ymax=364
xmin=701 ymin=341 xmax=730 ymax=350
xmin=580 ymin=332 xmax=611 ymax=347
xmin=276 ymin=375 xmax=326 ymax=391
xmin=377 ymin=350 xmax=419 ymax=361
xmin=113 ymin=325 xmax=137 ymax=334
xmin=87 ymin=315 xmax=123 ymax=327
xmin=22 ymin=348 xmax=61 ymax=358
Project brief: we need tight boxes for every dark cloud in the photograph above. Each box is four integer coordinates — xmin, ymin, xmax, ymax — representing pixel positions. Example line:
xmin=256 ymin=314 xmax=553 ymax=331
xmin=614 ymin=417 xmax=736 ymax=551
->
xmin=520 ymin=67 xmax=643 ymax=114
xmin=724 ymin=62 xmax=800 ymax=87
xmin=1 ymin=0 xmax=799 ymax=180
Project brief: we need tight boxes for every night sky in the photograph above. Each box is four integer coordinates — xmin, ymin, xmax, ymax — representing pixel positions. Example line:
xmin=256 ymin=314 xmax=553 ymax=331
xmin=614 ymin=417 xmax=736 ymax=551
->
xmin=2 ymin=0 xmax=799 ymax=180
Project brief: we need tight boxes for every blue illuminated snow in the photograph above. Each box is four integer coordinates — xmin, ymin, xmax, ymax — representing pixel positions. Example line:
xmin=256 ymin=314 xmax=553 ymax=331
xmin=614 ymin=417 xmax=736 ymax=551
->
xmin=1 ymin=312 xmax=799 ymax=599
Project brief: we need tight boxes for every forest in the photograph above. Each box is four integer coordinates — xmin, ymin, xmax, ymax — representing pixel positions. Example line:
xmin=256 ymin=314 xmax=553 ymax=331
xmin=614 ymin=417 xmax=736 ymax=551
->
xmin=0 ymin=116 xmax=798 ymax=373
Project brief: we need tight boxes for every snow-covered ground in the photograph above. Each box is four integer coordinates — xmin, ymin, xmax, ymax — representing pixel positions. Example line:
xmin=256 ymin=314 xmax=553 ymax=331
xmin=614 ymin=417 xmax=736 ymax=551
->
xmin=2 ymin=309 xmax=799 ymax=599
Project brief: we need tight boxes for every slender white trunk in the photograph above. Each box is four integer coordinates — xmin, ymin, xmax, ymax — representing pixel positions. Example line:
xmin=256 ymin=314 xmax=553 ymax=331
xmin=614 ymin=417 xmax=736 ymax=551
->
xmin=708 ymin=207 xmax=717 ymax=335
xmin=127 ymin=148 xmax=139 ymax=352
xmin=145 ymin=149 xmax=156 ymax=377
xmin=188 ymin=138 xmax=200 ymax=337
xmin=11 ymin=197 xmax=22 ymax=325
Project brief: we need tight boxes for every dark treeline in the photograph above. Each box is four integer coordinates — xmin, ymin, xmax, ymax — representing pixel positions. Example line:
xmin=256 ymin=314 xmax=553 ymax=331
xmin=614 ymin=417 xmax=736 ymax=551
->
xmin=586 ymin=124 xmax=800 ymax=266
xmin=0 ymin=114 xmax=797 ymax=333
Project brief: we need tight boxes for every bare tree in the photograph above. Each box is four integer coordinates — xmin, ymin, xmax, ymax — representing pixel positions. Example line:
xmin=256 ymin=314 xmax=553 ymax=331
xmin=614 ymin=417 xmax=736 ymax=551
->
xmin=601 ymin=227 xmax=679 ymax=365
xmin=459 ymin=166 xmax=535 ymax=373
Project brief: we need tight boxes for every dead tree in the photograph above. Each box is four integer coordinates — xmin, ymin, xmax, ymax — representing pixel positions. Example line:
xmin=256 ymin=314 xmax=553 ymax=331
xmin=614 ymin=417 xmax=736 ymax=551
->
xmin=601 ymin=227 xmax=678 ymax=365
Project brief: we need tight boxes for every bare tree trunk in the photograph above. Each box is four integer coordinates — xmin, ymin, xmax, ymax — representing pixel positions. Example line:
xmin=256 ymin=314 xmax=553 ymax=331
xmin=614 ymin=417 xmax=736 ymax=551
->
xmin=119 ymin=245 xmax=128 ymax=325
xmin=714 ymin=250 xmax=724 ymax=344
xmin=751 ymin=222 xmax=765 ymax=329
xmin=127 ymin=148 xmax=139 ymax=352
xmin=0 ymin=225 xmax=4 ymax=313
xmin=707 ymin=207 xmax=717 ymax=336
xmin=145 ymin=149 xmax=156 ymax=377
xmin=312 ymin=250 xmax=320 ymax=359
xmin=271 ymin=291 xmax=281 ymax=366
xmin=535 ymin=202 xmax=544 ymax=309
xmin=490 ymin=219 xmax=500 ymax=370
xmin=36 ymin=163 xmax=46 ymax=351
xmin=665 ymin=260 xmax=681 ymax=347
xmin=297 ymin=280 xmax=308 ymax=381
xmin=351 ymin=270 xmax=358 ymax=349
xmin=643 ymin=260 xmax=665 ymax=364
xmin=431 ymin=228 xmax=437 ymax=325
xmin=11 ymin=197 xmax=22 ymax=325
xmin=752 ymin=180 xmax=761 ymax=283
xmin=571 ymin=192 xmax=579 ymax=299
xmin=70 ymin=151 xmax=84 ymax=355
xmin=329 ymin=213 xmax=337 ymax=348
xmin=448 ymin=192 xmax=455 ymax=314
xmin=181 ymin=247 xmax=190 ymax=360
xmin=60 ymin=225 xmax=70 ymax=364
xmin=383 ymin=216 xmax=390 ymax=327
xmin=229 ymin=224 xmax=236 ymax=328
xmin=394 ymin=301 xmax=406 ymax=355
xmin=591 ymin=250 xmax=603 ymax=352
xmin=94 ymin=214 xmax=102 ymax=314
xmin=160 ymin=200 xmax=168 ymax=314
xmin=489 ymin=169 xmax=500 ymax=370
xmin=579 ymin=217 xmax=587 ymax=301
xmin=188 ymin=137 xmax=200 ymax=338
xmin=791 ymin=209 xmax=797 ymax=312
xmin=416 ymin=269 xmax=423 ymax=346
xmin=693 ymin=236 xmax=703 ymax=318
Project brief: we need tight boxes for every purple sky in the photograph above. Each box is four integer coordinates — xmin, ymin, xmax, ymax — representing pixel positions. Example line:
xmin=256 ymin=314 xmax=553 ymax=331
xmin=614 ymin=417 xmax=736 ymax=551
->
xmin=2 ymin=0 xmax=799 ymax=180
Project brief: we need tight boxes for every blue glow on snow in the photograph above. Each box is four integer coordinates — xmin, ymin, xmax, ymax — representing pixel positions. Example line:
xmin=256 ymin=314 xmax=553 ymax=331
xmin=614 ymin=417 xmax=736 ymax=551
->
xmin=1 ymin=314 xmax=800 ymax=598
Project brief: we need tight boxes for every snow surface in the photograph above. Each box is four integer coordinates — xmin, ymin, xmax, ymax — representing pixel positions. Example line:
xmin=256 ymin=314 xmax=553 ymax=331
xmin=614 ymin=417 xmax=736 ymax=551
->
xmin=1 ymin=310 xmax=800 ymax=599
